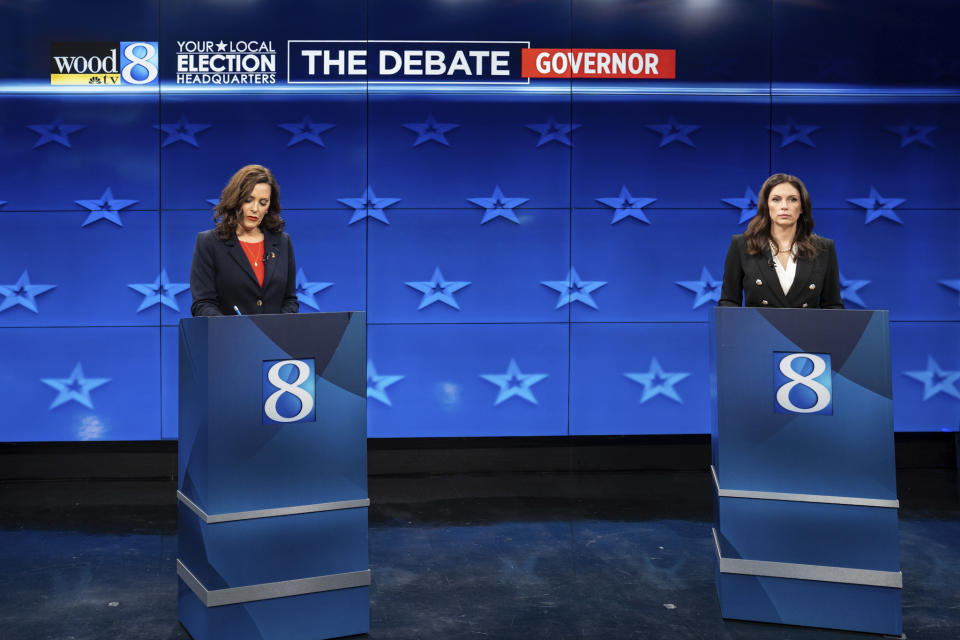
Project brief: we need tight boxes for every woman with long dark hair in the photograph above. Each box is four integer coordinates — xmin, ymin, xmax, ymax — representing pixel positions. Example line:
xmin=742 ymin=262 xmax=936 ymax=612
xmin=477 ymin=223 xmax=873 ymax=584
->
xmin=189 ymin=164 xmax=299 ymax=316
xmin=718 ymin=173 xmax=843 ymax=309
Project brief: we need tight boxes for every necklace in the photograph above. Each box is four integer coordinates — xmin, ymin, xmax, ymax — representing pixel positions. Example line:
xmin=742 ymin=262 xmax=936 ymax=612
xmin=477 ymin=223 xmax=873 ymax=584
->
xmin=241 ymin=240 xmax=264 ymax=267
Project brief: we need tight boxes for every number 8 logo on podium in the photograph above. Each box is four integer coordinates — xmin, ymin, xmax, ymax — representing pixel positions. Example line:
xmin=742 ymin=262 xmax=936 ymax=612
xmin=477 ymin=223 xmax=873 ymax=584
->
xmin=773 ymin=352 xmax=833 ymax=416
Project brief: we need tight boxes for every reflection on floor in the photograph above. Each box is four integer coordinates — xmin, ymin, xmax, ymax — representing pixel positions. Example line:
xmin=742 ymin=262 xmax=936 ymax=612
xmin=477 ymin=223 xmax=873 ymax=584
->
xmin=0 ymin=469 xmax=957 ymax=639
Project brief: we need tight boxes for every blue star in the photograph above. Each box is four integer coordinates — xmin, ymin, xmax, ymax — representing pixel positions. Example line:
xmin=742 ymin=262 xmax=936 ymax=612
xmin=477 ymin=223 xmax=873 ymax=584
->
xmin=206 ymin=198 xmax=219 ymax=207
xmin=295 ymin=267 xmax=333 ymax=311
xmin=41 ymin=363 xmax=110 ymax=410
xmin=337 ymin=186 xmax=401 ymax=225
xmin=405 ymin=267 xmax=470 ymax=310
xmin=0 ymin=200 xmax=5 ymax=208
xmin=646 ymin=115 xmax=700 ymax=148
xmin=75 ymin=187 xmax=139 ymax=227
xmin=467 ymin=185 xmax=529 ymax=224
xmin=0 ymin=270 xmax=56 ymax=313
xmin=847 ymin=187 xmax=906 ymax=224
xmin=481 ymin=359 xmax=548 ymax=406
xmin=27 ymin=116 xmax=85 ymax=149
xmin=595 ymin=185 xmax=657 ymax=224
xmin=885 ymin=121 xmax=936 ymax=148
xmin=525 ymin=115 xmax=580 ymax=147
xmin=770 ymin=117 xmax=819 ymax=148
xmin=128 ymin=269 xmax=189 ymax=312
xmin=839 ymin=273 xmax=871 ymax=308
xmin=367 ymin=360 xmax=404 ymax=406
xmin=722 ymin=186 xmax=759 ymax=224
xmin=939 ymin=279 xmax=960 ymax=305
xmin=541 ymin=267 xmax=606 ymax=309
xmin=625 ymin=358 xmax=690 ymax=404
xmin=403 ymin=114 xmax=459 ymax=147
xmin=278 ymin=115 xmax=335 ymax=147
xmin=155 ymin=115 xmax=211 ymax=148
xmin=676 ymin=267 xmax=721 ymax=308
xmin=904 ymin=356 xmax=960 ymax=401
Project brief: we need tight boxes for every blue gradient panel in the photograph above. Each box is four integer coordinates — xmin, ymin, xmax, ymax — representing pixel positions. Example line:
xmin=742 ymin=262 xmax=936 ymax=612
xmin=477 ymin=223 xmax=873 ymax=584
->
xmin=0 ymin=327 xmax=160 ymax=441
xmin=0 ymin=212 xmax=161 ymax=327
xmin=712 ymin=308 xmax=896 ymax=499
xmin=891 ymin=322 xmax=960 ymax=432
xmin=570 ymin=323 xmax=709 ymax=435
xmin=368 ymin=210 xmax=570 ymax=323
xmin=158 ymin=96 xmax=366 ymax=211
xmin=0 ymin=97 xmax=159 ymax=211
xmin=571 ymin=101 xmax=771 ymax=209
xmin=367 ymin=323 xmax=568 ymax=438
xmin=179 ymin=312 xmax=366 ymax=514
xmin=571 ymin=210 xmax=733 ymax=321
xmin=769 ymin=104 xmax=960 ymax=210
xmin=161 ymin=326 xmax=178 ymax=439
xmin=368 ymin=96 xmax=572 ymax=209
xmin=283 ymin=212 xmax=366 ymax=314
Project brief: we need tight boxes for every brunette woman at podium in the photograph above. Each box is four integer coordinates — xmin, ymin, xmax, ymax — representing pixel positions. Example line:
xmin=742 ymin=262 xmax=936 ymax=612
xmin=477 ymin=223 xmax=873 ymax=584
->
xmin=718 ymin=173 xmax=843 ymax=309
xmin=190 ymin=164 xmax=299 ymax=316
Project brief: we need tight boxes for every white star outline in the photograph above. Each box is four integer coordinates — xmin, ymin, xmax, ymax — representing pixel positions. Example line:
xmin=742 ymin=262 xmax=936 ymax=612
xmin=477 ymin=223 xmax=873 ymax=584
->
xmin=624 ymin=358 xmax=691 ymax=404
xmin=541 ymin=267 xmax=606 ymax=310
xmin=676 ymin=267 xmax=721 ymax=308
xmin=405 ymin=267 xmax=470 ymax=310
xmin=0 ymin=270 xmax=56 ymax=313
xmin=295 ymin=268 xmax=334 ymax=311
xmin=367 ymin=360 xmax=404 ymax=406
xmin=41 ymin=363 xmax=110 ymax=410
xmin=903 ymin=356 xmax=960 ymax=401
xmin=480 ymin=359 xmax=549 ymax=406
xmin=467 ymin=185 xmax=529 ymax=224
xmin=595 ymin=185 xmax=657 ymax=225
xmin=128 ymin=269 xmax=189 ymax=312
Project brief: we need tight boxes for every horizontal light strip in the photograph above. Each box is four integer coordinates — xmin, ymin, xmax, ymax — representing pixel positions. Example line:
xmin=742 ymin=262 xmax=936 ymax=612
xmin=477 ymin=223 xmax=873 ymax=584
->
xmin=711 ymin=466 xmax=899 ymax=508
xmin=177 ymin=490 xmax=369 ymax=524
xmin=177 ymin=560 xmax=370 ymax=607
xmin=712 ymin=529 xmax=901 ymax=589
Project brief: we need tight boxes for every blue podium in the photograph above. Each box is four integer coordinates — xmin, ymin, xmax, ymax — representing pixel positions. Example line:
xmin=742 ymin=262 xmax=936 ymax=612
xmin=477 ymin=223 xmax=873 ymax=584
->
xmin=710 ymin=308 xmax=902 ymax=636
xmin=177 ymin=312 xmax=368 ymax=640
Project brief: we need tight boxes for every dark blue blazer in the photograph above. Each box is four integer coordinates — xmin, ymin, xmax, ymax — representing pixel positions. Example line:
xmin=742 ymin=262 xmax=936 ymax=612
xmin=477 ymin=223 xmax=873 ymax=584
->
xmin=189 ymin=228 xmax=299 ymax=316
xmin=718 ymin=234 xmax=844 ymax=309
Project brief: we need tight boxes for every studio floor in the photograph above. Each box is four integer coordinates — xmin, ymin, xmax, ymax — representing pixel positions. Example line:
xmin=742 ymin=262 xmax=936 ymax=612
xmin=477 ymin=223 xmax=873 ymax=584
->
xmin=1 ymin=468 xmax=958 ymax=640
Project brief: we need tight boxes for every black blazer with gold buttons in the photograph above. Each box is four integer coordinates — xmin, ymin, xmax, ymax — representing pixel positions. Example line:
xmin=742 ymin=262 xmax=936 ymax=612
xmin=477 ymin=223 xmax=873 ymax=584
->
xmin=189 ymin=228 xmax=299 ymax=316
xmin=718 ymin=234 xmax=844 ymax=309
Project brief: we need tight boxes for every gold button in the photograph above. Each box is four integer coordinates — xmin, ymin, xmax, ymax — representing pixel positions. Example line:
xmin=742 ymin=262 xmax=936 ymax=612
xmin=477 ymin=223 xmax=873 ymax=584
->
xmin=809 ymin=283 xmax=816 ymax=290
xmin=802 ymin=303 xmax=808 ymax=308
xmin=762 ymin=300 xmax=769 ymax=305
xmin=755 ymin=279 xmax=762 ymax=286
xmin=256 ymin=299 xmax=263 ymax=307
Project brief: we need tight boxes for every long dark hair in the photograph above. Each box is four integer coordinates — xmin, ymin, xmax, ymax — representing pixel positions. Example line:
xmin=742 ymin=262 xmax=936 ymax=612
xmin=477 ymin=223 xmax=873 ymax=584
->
xmin=213 ymin=164 xmax=284 ymax=240
xmin=745 ymin=173 xmax=820 ymax=260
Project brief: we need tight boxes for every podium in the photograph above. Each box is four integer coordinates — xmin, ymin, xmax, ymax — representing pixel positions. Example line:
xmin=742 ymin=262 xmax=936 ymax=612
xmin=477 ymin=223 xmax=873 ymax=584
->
xmin=177 ymin=312 xmax=368 ymax=640
xmin=710 ymin=308 xmax=901 ymax=636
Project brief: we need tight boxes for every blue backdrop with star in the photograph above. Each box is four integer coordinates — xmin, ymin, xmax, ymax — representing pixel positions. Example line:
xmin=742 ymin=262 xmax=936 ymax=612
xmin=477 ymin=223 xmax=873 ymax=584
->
xmin=0 ymin=0 xmax=958 ymax=441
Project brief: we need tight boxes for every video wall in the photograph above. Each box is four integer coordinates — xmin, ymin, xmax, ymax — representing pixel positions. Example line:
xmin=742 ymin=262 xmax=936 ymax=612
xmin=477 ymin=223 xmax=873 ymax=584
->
xmin=1 ymin=0 xmax=958 ymax=441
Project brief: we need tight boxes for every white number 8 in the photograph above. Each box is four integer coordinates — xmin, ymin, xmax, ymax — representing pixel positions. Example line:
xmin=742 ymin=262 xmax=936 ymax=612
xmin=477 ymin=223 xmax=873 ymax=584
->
xmin=264 ymin=360 xmax=314 ymax=423
xmin=776 ymin=353 xmax=831 ymax=413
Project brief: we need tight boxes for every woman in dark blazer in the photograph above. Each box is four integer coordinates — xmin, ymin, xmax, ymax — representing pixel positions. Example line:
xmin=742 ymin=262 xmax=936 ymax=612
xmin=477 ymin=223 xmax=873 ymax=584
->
xmin=190 ymin=165 xmax=299 ymax=316
xmin=719 ymin=173 xmax=843 ymax=309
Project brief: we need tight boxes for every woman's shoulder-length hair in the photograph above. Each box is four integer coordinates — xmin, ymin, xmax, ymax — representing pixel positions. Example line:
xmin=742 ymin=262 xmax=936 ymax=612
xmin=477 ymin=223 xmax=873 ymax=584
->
xmin=213 ymin=164 xmax=283 ymax=240
xmin=744 ymin=173 xmax=822 ymax=260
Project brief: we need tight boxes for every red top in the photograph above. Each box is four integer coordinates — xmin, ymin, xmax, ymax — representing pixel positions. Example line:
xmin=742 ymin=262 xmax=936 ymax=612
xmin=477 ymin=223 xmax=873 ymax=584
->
xmin=239 ymin=240 xmax=265 ymax=286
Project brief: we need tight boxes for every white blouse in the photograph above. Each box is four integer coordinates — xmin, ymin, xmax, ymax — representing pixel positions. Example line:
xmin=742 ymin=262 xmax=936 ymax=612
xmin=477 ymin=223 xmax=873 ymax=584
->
xmin=770 ymin=243 xmax=797 ymax=295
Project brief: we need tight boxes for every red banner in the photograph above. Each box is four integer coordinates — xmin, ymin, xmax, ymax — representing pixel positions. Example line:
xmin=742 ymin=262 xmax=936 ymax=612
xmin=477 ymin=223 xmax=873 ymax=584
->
xmin=521 ymin=48 xmax=676 ymax=79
